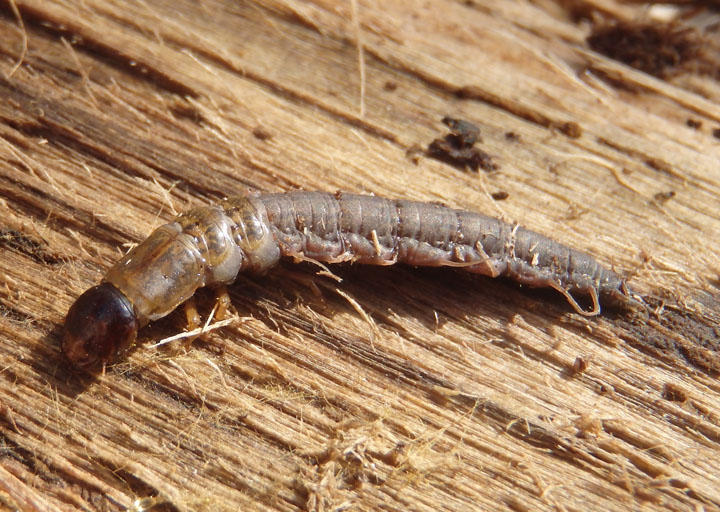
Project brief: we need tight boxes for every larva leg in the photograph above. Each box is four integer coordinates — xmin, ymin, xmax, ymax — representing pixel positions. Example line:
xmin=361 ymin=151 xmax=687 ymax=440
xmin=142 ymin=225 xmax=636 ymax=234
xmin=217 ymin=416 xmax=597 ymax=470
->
xmin=184 ymin=297 xmax=201 ymax=328
xmin=179 ymin=287 xmax=233 ymax=350
xmin=544 ymin=280 xmax=601 ymax=316
xmin=272 ymin=266 xmax=327 ymax=299
xmin=213 ymin=286 xmax=232 ymax=321
xmin=182 ymin=297 xmax=202 ymax=350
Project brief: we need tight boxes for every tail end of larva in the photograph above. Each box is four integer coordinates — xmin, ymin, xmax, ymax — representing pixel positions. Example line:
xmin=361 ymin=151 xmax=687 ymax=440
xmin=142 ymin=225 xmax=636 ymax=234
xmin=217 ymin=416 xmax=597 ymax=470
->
xmin=602 ymin=280 xmax=648 ymax=317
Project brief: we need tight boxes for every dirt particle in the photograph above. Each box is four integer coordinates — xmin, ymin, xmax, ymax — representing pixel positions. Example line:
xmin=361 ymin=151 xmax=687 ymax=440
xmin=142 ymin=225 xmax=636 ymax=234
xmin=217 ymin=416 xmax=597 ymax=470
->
xmin=441 ymin=117 xmax=481 ymax=146
xmin=587 ymin=22 xmax=708 ymax=79
xmin=252 ymin=126 xmax=272 ymax=141
xmin=491 ymin=191 xmax=509 ymax=201
xmin=553 ymin=121 xmax=582 ymax=139
xmin=378 ymin=442 xmax=406 ymax=467
xmin=662 ymin=382 xmax=688 ymax=402
xmin=652 ymin=190 xmax=676 ymax=205
xmin=504 ymin=131 xmax=520 ymax=142
xmin=685 ymin=118 xmax=702 ymax=129
xmin=383 ymin=80 xmax=398 ymax=91
xmin=426 ymin=117 xmax=498 ymax=172
xmin=713 ymin=128 xmax=720 ymax=140
xmin=570 ymin=356 xmax=589 ymax=376
xmin=405 ymin=143 xmax=424 ymax=165
xmin=645 ymin=157 xmax=673 ymax=175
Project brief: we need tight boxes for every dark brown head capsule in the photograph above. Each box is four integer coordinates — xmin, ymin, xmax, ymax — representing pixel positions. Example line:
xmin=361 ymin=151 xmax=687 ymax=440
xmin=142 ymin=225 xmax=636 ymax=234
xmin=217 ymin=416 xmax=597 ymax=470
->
xmin=62 ymin=283 xmax=138 ymax=371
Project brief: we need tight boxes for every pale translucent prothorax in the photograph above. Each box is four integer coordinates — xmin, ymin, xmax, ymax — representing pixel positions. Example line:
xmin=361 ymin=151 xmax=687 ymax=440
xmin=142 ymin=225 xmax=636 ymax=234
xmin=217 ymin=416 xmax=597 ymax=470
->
xmin=104 ymin=198 xmax=280 ymax=324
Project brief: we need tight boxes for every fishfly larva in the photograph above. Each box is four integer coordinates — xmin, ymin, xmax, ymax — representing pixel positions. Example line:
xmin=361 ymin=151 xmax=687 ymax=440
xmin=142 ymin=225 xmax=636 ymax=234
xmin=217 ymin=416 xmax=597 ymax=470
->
xmin=63 ymin=191 xmax=637 ymax=370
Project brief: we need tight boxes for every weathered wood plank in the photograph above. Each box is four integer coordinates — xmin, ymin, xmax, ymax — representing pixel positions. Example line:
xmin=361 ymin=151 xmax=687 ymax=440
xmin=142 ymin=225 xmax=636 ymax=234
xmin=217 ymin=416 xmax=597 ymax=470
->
xmin=0 ymin=1 xmax=719 ymax=511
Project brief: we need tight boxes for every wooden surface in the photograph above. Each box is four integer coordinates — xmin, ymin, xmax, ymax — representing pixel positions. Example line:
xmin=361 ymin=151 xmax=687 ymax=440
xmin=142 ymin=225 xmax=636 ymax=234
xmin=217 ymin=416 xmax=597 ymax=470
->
xmin=1 ymin=1 xmax=719 ymax=511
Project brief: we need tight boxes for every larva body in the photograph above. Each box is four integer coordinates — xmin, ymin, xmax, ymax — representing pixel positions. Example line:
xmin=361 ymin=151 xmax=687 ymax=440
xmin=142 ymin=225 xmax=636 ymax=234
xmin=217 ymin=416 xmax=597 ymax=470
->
xmin=63 ymin=191 xmax=633 ymax=369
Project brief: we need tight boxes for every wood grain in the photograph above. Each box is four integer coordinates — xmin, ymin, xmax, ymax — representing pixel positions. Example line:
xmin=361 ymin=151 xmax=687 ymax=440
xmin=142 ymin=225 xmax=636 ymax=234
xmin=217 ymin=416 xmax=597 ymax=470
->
xmin=1 ymin=1 xmax=719 ymax=511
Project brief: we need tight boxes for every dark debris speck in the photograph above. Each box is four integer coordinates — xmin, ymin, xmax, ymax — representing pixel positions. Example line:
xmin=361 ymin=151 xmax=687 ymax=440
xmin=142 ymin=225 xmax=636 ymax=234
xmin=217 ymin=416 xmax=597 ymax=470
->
xmin=587 ymin=22 xmax=709 ymax=79
xmin=426 ymin=117 xmax=498 ymax=172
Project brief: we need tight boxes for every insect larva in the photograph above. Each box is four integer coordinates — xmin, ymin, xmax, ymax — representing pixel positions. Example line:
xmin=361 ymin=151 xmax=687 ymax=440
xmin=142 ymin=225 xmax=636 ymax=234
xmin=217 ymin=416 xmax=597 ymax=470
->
xmin=63 ymin=191 xmax=637 ymax=370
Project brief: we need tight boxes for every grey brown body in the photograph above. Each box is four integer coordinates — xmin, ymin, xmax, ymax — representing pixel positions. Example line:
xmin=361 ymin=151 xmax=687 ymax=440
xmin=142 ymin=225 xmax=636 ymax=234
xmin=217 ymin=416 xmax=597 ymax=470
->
xmin=107 ymin=191 xmax=629 ymax=324
xmin=261 ymin=192 xmax=629 ymax=313
xmin=64 ymin=190 xmax=633 ymax=369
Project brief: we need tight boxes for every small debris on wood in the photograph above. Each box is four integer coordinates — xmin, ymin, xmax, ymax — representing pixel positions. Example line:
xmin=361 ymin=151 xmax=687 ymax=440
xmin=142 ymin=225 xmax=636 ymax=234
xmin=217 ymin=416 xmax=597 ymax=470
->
xmin=426 ymin=117 xmax=498 ymax=172
xmin=645 ymin=157 xmax=673 ymax=175
xmin=378 ymin=442 xmax=406 ymax=467
xmin=685 ymin=118 xmax=702 ymax=129
xmin=653 ymin=190 xmax=676 ymax=205
xmin=570 ymin=356 xmax=589 ymax=376
xmin=574 ymin=414 xmax=603 ymax=438
xmin=504 ymin=131 xmax=520 ymax=142
xmin=713 ymin=127 xmax=720 ymax=140
xmin=405 ymin=143 xmax=424 ymax=164
xmin=491 ymin=191 xmax=509 ymax=201
xmin=252 ymin=126 xmax=272 ymax=140
xmin=383 ymin=80 xmax=398 ymax=91
xmin=662 ymin=382 xmax=688 ymax=402
xmin=587 ymin=21 xmax=707 ymax=79
xmin=553 ymin=121 xmax=582 ymax=139
xmin=441 ymin=116 xmax=481 ymax=146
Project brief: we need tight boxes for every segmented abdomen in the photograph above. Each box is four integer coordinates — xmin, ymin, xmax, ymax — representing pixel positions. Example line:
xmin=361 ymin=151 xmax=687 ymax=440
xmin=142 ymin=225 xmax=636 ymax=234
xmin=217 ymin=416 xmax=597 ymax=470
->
xmin=260 ymin=191 xmax=512 ymax=269
xmin=258 ymin=191 xmax=626 ymax=314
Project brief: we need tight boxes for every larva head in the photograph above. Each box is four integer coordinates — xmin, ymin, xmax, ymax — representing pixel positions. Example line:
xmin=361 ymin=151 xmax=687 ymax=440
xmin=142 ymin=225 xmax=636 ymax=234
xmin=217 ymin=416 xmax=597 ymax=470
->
xmin=62 ymin=283 xmax=138 ymax=371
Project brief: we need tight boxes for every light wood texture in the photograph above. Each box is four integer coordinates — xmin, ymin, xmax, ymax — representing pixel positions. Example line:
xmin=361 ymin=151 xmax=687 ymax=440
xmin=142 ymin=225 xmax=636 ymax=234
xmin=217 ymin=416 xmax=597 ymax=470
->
xmin=1 ymin=1 xmax=719 ymax=511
